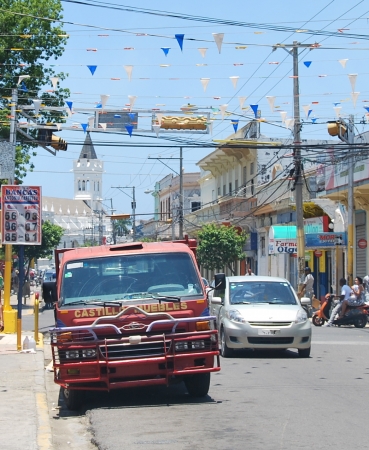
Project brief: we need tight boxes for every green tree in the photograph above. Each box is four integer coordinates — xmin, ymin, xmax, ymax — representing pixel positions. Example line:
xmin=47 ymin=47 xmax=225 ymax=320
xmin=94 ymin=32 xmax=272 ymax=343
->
xmin=0 ymin=0 xmax=70 ymax=182
xmin=114 ymin=218 xmax=132 ymax=237
xmin=197 ymin=224 xmax=247 ymax=275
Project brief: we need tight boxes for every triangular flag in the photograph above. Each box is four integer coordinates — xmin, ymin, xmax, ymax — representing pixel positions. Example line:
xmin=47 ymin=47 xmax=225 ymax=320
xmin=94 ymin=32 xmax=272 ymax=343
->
xmin=100 ymin=94 xmax=110 ymax=109
xmin=20 ymin=81 xmax=28 ymax=92
xmin=124 ymin=65 xmax=133 ymax=81
xmin=156 ymin=113 xmax=163 ymax=126
xmin=303 ymin=61 xmax=312 ymax=68
xmin=231 ymin=119 xmax=239 ymax=133
xmin=364 ymin=106 xmax=369 ymax=113
xmin=198 ymin=48 xmax=207 ymax=58
xmin=333 ymin=106 xmax=342 ymax=118
xmin=125 ymin=124 xmax=133 ymax=137
xmin=285 ymin=118 xmax=295 ymax=130
xmin=95 ymin=103 xmax=102 ymax=108
xmin=351 ymin=92 xmax=360 ymax=108
xmin=161 ymin=48 xmax=170 ymax=56
xmin=311 ymin=118 xmax=317 ymax=124
xmin=230 ymin=76 xmax=239 ymax=89
xmin=308 ymin=109 xmax=312 ymax=118
xmin=17 ymin=75 xmax=30 ymax=85
xmin=66 ymin=101 xmax=73 ymax=112
xmin=153 ymin=124 xmax=160 ymax=136
xmin=175 ymin=34 xmax=184 ymax=51
xmin=212 ymin=33 xmax=224 ymax=54
xmin=338 ymin=59 xmax=348 ymax=68
xmin=238 ymin=96 xmax=247 ymax=109
xmin=348 ymin=73 xmax=357 ymax=92
xmin=128 ymin=113 xmax=136 ymax=121
xmin=33 ymin=99 xmax=42 ymax=115
xmin=280 ymin=111 xmax=287 ymax=123
xmin=87 ymin=65 xmax=97 ymax=76
xmin=250 ymin=104 xmax=259 ymax=118
xmin=302 ymin=104 xmax=311 ymax=118
xmin=128 ymin=95 xmax=137 ymax=111
xmin=50 ymin=76 xmax=59 ymax=89
xmin=219 ymin=104 xmax=228 ymax=120
xmin=88 ymin=116 xmax=94 ymax=128
xmin=333 ymin=102 xmax=340 ymax=106
xmin=99 ymin=123 xmax=107 ymax=130
xmin=200 ymin=78 xmax=210 ymax=92
xmin=266 ymin=96 xmax=275 ymax=112
xmin=365 ymin=114 xmax=369 ymax=124
xmin=207 ymin=122 xmax=213 ymax=135
xmin=81 ymin=123 xmax=88 ymax=133
xmin=56 ymin=123 xmax=62 ymax=131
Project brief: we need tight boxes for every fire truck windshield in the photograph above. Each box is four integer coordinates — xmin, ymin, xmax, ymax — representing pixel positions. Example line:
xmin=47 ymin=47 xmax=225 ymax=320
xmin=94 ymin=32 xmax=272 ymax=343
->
xmin=60 ymin=252 xmax=203 ymax=305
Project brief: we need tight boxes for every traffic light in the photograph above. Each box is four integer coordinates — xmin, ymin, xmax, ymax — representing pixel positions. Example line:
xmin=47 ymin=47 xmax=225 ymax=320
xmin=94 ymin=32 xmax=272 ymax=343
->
xmin=327 ymin=120 xmax=348 ymax=142
xmin=37 ymin=129 xmax=67 ymax=151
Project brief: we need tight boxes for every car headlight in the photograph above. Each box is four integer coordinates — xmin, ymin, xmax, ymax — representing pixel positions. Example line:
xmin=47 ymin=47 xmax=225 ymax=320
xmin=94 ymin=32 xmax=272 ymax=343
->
xmin=227 ymin=309 xmax=246 ymax=323
xmin=295 ymin=309 xmax=308 ymax=323
xmin=65 ymin=350 xmax=80 ymax=359
xmin=81 ymin=349 xmax=97 ymax=358
xmin=175 ymin=342 xmax=189 ymax=351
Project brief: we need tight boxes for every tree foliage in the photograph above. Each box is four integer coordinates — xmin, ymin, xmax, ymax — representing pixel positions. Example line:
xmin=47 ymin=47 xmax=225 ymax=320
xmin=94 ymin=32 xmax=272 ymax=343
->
xmin=197 ymin=224 xmax=247 ymax=275
xmin=0 ymin=0 xmax=70 ymax=182
xmin=24 ymin=220 xmax=64 ymax=263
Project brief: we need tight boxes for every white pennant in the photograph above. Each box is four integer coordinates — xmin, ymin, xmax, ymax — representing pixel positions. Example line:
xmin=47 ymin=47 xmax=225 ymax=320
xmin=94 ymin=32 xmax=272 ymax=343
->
xmin=266 ymin=96 xmax=276 ymax=112
xmin=17 ymin=75 xmax=30 ymax=85
xmin=338 ymin=59 xmax=348 ymax=68
xmin=348 ymin=73 xmax=357 ymax=92
xmin=285 ymin=118 xmax=295 ymax=130
xmin=207 ymin=122 xmax=213 ymax=135
xmin=153 ymin=124 xmax=161 ymax=137
xmin=351 ymin=92 xmax=360 ymax=108
xmin=50 ymin=77 xmax=59 ymax=89
xmin=33 ymin=99 xmax=42 ymax=116
xmin=302 ymin=104 xmax=311 ymax=118
xmin=219 ymin=104 xmax=228 ymax=120
xmin=230 ymin=76 xmax=239 ymax=89
xmin=124 ymin=65 xmax=133 ymax=81
xmin=212 ymin=33 xmax=224 ymax=54
xmin=198 ymin=48 xmax=207 ymax=58
xmin=365 ymin=114 xmax=369 ymax=124
xmin=128 ymin=95 xmax=137 ymax=111
xmin=56 ymin=123 xmax=62 ymax=131
xmin=100 ymin=94 xmax=110 ymax=109
xmin=156 ymin=113 xmax=163 ymax=126
xmin=88 ymin=116 xmax=95 ymax=128
xmin=99 ymin=123 xmax=107 ymax=131
xmin=280 ymin=111 xmax=287 ymax=123
xmin=200 ymin=78 xmax=210 ymax=92
xmin=333 ymin=106 xmax=342 ymax=118
xmin=238 ymin=96 xmax=247 ymax=109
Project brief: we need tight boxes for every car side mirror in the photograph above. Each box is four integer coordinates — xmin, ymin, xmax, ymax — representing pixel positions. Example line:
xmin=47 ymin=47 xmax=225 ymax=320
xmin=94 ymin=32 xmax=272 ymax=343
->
xmin=211 ymin=296 xmax=223 ymax=305
xmin=214 ymin=273 xmax=226 ymax=291
xmin=300 ymin=297 xmax=311 ymax=306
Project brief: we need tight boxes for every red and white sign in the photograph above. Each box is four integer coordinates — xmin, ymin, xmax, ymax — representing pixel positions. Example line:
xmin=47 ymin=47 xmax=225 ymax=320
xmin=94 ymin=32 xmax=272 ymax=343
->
xmin=1 ymin=185 xmax=42 ymax=245
xmin=358 ymin=239 xmax=367 ymax=249
xmin=314 ymin=250 xmax=323 ymax=258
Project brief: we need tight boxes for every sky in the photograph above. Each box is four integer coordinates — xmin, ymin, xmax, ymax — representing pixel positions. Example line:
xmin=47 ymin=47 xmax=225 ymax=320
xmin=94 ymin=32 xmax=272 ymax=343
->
xmin=20 ymin=0 xmax=369 ymax=217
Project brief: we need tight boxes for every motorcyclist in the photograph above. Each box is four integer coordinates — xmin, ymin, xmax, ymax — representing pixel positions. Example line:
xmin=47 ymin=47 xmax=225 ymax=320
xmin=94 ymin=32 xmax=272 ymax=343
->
xmin=323 ymin=278 xmax=351 ymax=327
xmin=339 ymin=276 xmax=365 ymax=318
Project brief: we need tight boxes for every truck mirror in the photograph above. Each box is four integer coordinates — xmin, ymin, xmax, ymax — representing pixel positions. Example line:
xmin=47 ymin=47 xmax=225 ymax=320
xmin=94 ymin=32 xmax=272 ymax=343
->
xmin=214 ymin=273 xmax=226 ymax=291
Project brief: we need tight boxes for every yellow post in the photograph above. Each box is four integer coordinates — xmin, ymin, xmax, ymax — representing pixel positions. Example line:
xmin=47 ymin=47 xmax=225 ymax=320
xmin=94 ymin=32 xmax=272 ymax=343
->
xmin=34 ymin=293 xmax=39 ymax=344
xmin=17 ymin=318 xmax=21 ymax=351
xmin=3 ymin=245 xmax=17 ymax=333
xmin=347 ymin=223 xmax=354 ymax=287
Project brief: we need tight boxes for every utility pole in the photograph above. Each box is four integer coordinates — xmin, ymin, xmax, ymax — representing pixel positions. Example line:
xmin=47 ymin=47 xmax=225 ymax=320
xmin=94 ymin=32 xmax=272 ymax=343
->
xmin=347 ymin=116 xmax=355 ymax=286
xmin=112 ymin=186 xmax=136 ymax=241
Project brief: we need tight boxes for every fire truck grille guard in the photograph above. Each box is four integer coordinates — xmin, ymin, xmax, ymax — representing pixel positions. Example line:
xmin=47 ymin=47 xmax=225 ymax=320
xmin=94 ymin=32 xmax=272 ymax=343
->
xmin=99 ymin=340 xmax=171 ymax=359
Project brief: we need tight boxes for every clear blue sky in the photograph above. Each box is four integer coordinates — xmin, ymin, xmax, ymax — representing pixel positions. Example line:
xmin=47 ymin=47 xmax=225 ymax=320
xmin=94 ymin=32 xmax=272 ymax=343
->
xmin=22 ymin=0 xmax=369 ymax=216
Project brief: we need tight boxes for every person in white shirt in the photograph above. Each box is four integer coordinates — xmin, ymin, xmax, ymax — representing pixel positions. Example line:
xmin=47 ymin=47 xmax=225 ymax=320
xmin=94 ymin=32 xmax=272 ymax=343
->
xmin=323 ymin=278 xmax=352 ymax=327
xmin=299 ymin=267 xmax=314 ymax=300
xmin=245 ymin=268 xmax=255 ymax=276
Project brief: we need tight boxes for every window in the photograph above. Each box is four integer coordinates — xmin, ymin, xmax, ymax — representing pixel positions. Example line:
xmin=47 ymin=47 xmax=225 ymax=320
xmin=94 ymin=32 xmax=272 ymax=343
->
xmin=261 ymin=235 xmax=266 ymax=256
xmin=191 ymin=202 xmax=201 ymax=212
xmin=235 ymin=179 xmax=239 ymax=192
xmin=242 ymin=166 xmax=247 ymax=185
xmin=250 ymin=162 xmax=255 ymax=175
xmin=223 ymin=185 xmax=226 ymax=196
xmin=218 ymin=187 xmax=221 ymax=196
xmin=82 ymin=180 xmax=85 ymax=191
xmin=78 ymin=180 xmax=81 ymax=191
xmin=229 ymin=182 xmax=232 ymax=195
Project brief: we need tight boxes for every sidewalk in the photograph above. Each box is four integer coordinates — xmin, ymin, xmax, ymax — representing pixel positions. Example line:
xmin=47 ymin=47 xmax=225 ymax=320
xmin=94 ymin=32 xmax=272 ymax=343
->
xmin=0 ymin=288 xmax=52 ymax=450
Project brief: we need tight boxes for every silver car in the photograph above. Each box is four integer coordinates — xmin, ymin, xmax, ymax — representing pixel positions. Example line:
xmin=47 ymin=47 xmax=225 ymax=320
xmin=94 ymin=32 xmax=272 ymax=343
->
xmin=210 ymin=275 xmax=311 ymax=358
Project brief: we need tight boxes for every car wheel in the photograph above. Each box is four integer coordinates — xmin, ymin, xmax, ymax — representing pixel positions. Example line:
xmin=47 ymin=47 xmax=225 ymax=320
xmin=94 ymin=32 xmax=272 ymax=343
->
xmin=354 ymin=316 xmax=367 ymax=328
xmin=220 ymin=327 xmax=233 ymax=358
xmin=298 ymin=347 xmax=311 ymax=358
xmin=312 ymin=315 xmax=324 ymax=326
xmin=184 ymin=373 xmax=210 ymax=397
xmin=62 ymin=387 xmax=84 ymax=411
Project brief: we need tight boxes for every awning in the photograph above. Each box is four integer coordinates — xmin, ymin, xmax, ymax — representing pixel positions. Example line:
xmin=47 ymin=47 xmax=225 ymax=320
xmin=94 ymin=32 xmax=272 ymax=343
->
xmin=269 ymin=225 xmax=296 ymax=240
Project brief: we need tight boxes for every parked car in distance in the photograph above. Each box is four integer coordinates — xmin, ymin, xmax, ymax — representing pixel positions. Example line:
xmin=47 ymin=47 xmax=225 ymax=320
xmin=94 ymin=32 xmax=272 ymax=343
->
xmin=210 ymin=275 xmax=311 ymax=358
xmin=42 ymin=270 xmax=57 ymax=307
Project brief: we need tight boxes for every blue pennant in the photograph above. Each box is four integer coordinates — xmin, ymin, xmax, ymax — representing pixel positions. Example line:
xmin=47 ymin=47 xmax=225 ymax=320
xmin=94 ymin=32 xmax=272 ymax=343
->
xmin=231 ymin=119 xmax=239 ymax=133
xmin=87 ymin=65 xmax=97 ymax=75
xmin=20 ymin=81 xmax=28 ymax=92
xmin=81 ymin=123 xmax=88 ymax=132
xmin=364 ymin=106 xmax=369 ymax=113
xmin=175 ymin=34 xmax=184 ymax=51
xmin=66 ymin=101 xmax=73 ymax=111
xmin=161 ymin=47 xmax=170 ymax=56
xmin=303 ymin=61 xmax=312 ymax=68
xmin=125 ymin=124 xmax=133 ymax=137
xmin=128 ymin=113 xmax=136 ymax=120
xmin=311 ymin=118 xmax=317 ymax=124
xmin=308 ymin=109 xmax=312 ymax=118
xmin=250 ymin=104 xmax=259 ymax=118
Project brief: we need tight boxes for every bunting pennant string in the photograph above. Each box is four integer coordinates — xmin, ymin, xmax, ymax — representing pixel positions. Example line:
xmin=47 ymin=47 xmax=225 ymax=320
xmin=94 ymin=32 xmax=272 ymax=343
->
xmin=238 ymin=96 xmax=247 ymax=109
xmin=20 ymin=81 xmax=28 ymax=92
xmin=351 ymin=92 xmax=359 ymax=108
xmin=364 ymin=106 xmax=369 ymax=113
xmin=128 ymin=113 xmax=136 ymax=120
xmin=175 ymin=34 xmax=184 ymax=51
xmin=66 ymin=101 xmax=73 ymax=112
xmin=212 ymin=33 xmax=224 ymax=54
xmin=303 ymin=61 xmax=312 ymax=68
xmin=100 ymin=94 xmax=110 ymax=109
xmin=229 ymin=76 xmax=239 ymax=89
xmin=348 ymin=73 xmax=357 ymax=92
xmin=18 ymin=75 xmax=30 ymax=85
xmin=99 ymin=123 xmax=107 ymax=130
xmin=124 ymin=65 xmax=133 ymax=81
xmin=279 ymin=111 xmax=287 ymax=123
xmin=50 ymin=76 xmax=59 ymax=89
xmin=128 ymin=95 xmax=137 ymax=111
xmin=33 ymin=99 xmax=42 ymax=116
xmin=56 ymin=123 xmax=62 ymax=131
xmin=125 ymin=124 xmax=133 ymax=137
xmin=198 ymin=48 xmax=207 ymax=58
xmin=231 ymin=119 xmax=239 ymax=133
xmin=219 ymin=104 xmax=228 ymax=120
xmin=161 ymin=47 xmax=170 ymax=56
xmin=285 ymin=118 xmax=295 ymax=130
xmin=266 ymin=96 xmax=275 ymax=112
xmin=311 ymin=117 xmax=317 ymax=124
xmin=302 ymin=104 xmax=311 ymax=118
xmin=250 ymin=104 xmax=259 ymax=118
xmin=81 ymin=123 xmax=88 ymax=132
xmin=87 ymin=65 xmax=97 ymax=75
xmin=156 ymin=113 xmax=163 ymax=126
xmin=153 ymin=124 xmax=160 ymax=136
xmin=338 ymin=59 xmax=348 ymax=68
xmin=200 ymin=78 xmax=210 ymax=92
xmin=308 ymin=109 xmax=312 ymax=118
xmin=88 ymin=116 xmax=94 ymax=128
xmin=333 ymin=106 xmax=342 ymax=118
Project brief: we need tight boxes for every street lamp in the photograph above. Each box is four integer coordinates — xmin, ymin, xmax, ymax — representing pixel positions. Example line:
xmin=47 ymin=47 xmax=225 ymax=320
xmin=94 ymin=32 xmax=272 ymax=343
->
xmin=112 ymin=186 xmax=136 ymax=240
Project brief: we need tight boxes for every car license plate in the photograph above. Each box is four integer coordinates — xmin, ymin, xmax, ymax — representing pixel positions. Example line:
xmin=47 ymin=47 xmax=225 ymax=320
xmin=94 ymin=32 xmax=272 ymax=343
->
xmin=258 ymin=329 xmax=280 ymax=335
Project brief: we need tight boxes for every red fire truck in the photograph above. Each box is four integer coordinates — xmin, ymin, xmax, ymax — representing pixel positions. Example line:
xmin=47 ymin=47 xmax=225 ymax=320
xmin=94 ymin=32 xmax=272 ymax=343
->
xmin=50 ymin=238 xmax=220 ymax=410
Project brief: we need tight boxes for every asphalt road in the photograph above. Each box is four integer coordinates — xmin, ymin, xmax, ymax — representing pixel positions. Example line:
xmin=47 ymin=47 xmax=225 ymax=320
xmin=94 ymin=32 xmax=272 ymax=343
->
xmin=26 ymin=310 xmax=369 ymax=450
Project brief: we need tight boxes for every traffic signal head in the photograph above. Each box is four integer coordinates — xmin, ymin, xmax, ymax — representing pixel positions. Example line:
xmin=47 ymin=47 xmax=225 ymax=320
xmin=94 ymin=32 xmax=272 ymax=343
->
xmin=327 ymin=121 xmax=348 ymax=140
xmin=38 ymin=129 xmax=67 ymax=151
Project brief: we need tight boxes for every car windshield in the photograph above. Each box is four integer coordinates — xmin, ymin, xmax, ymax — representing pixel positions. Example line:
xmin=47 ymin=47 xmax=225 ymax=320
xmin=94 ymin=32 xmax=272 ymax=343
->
xmin=60 ymin=252 xmax=203 ymax=305
xmin=229 ymin=281 xmax=297 ymax=305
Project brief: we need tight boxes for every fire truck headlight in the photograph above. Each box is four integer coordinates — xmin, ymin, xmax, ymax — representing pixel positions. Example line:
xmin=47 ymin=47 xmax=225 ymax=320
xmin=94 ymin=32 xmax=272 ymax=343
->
xmin=191 ymin=340 xmax=205 ymax=350
xmin=65 ymin=350 xmax=80 ymax=359
xmin=82 ymin=349 xmax=97 ymax=358
xmin=175 ymin=341 xmax=189 ymax=351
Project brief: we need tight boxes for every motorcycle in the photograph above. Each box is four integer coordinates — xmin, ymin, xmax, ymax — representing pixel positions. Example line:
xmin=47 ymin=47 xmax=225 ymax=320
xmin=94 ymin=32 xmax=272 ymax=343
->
xmin=312 ymin=294 xmax=369 ymax=328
